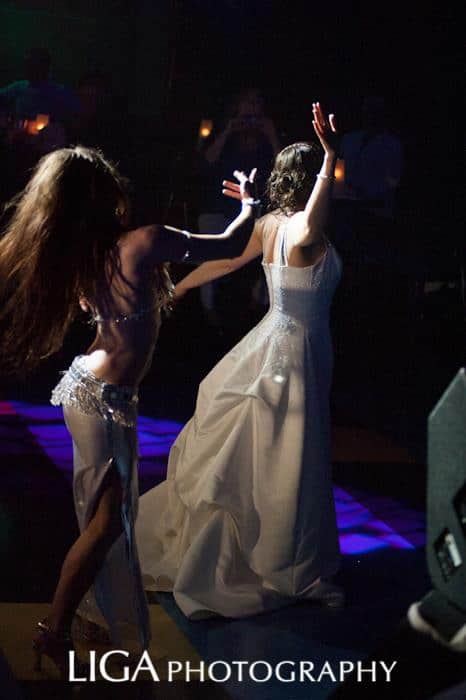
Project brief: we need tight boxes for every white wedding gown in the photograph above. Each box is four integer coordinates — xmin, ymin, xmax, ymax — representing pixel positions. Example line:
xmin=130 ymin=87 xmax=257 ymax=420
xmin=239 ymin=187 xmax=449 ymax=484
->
xmin=136 ymin=223 xmax=342 ymax=618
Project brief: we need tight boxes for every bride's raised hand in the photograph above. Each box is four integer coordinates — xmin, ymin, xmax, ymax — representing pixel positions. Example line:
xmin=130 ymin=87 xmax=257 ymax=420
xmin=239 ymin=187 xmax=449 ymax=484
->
xmin=312 ymin=102 xmax=338 ymax=157
xmin=222 ymin=167 xmax=257 ymax=203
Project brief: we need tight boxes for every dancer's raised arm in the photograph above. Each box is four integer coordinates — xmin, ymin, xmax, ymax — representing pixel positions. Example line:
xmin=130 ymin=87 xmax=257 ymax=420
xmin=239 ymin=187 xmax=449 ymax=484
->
xmin=289 ymin=102 xmax=338 ymax=248
xmin=170 ymin=170 xmax=264 ymax=300
xmin=173 ymin=224 xmax=263 ymax=300
xmin=134 ymin=169 xmax=260 ymax=265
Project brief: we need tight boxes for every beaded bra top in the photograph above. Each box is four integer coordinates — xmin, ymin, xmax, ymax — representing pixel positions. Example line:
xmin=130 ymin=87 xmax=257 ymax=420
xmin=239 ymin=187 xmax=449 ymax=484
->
xmin=88 ymin=280 xmax=170 ymax=325
xmin=91 ymin=305 xmax=157 ymax=324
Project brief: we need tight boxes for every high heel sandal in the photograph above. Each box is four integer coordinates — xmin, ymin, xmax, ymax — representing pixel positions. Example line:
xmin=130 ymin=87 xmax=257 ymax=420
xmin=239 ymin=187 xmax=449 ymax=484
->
xmin=32 ymin=619 xmax=85 ymax=680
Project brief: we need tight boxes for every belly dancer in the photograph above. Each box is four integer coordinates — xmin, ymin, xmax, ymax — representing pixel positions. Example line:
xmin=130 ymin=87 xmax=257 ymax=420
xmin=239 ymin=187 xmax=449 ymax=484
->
xmin=0 ymin=145 xmax=258 ymax=675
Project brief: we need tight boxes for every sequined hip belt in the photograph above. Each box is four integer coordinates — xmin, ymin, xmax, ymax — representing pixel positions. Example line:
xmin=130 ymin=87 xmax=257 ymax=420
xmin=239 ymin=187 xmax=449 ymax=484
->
xmin=51 ymin=355 xmax=138 ymax=428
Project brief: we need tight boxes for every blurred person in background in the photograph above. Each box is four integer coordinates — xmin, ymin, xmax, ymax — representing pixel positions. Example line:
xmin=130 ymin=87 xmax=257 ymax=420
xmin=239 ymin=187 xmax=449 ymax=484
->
xmin=197 ymin=88 xmax=281 ymax=331
xmin=339 ymin=95 xmax=403 ymax=221
xmin=0 ymin=47 xmax=80 ymax=124
xmin=0 ymin=48 xmax=80 ymax=200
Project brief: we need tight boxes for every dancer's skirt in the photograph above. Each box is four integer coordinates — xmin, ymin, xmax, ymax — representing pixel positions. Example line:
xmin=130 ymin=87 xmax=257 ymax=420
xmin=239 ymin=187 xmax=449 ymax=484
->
xmin=51 ymin=355 xmax=150 ymax=648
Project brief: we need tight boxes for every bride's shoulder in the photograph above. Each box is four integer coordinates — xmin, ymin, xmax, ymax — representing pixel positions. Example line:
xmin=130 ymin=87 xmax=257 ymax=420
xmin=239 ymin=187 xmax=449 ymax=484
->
xmin=255 ymin=209 xmax=283 ymax=238
xmin=257 ymin=209 xmax=284 ymax=224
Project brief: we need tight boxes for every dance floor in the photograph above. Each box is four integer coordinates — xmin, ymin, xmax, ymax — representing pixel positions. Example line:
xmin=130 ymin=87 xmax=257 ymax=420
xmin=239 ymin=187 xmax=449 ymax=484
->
xmin=0 ymin=601 xmax=193 ymax=678
xmin=0 ymin=399 xmax=429 ymax=699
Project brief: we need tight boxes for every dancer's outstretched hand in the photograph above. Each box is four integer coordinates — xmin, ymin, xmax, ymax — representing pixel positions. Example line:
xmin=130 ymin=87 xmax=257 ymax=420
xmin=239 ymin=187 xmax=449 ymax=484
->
xmin=222 ymin=168 xmax=257 ymax=203
xmin=312 ymin=102 xmax=338 ymax=157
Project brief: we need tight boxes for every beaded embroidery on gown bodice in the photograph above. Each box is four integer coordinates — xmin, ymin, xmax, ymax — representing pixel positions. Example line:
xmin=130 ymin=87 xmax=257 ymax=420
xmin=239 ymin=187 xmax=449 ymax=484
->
xmin=136 ymin=225 xmax=342 ymax=618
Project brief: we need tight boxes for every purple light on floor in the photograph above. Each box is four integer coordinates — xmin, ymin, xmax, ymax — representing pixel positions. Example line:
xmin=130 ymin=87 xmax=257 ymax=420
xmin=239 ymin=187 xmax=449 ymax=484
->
xmin=335 ymin=499 xmax=414 ymax=553
xmin=9 ymin=400 xmax=183 ymax=473
xmin=366 ymin=520 xmax=393 ymax=534
xmin=333 ymin=483 xmax=417 ymax=553
xmin=0 ymin=401 xmax=16 ymax=416
xmin=336 ymin=509 xmax=373 ymax=530
xmin=9 ymin=402 xmax=63 ymax=421
xmin=339 ymin=533 xmax=388 ymax=554
xmin=380 ymin=533 xmax=416 ymax=549
xmin=3 ymin=401 xmax=424 ymax=555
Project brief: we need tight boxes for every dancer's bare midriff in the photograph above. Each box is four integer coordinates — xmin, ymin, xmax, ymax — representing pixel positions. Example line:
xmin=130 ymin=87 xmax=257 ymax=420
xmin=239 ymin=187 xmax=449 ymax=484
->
xmin=85 ymin=315 xmax=160 ymax=388
xmin=82 ymin=227 xmax=164 ymax=388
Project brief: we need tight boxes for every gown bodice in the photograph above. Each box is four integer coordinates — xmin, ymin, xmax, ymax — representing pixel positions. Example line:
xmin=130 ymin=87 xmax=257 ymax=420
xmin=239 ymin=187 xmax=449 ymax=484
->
xmin=261 ymin=225 xmax=342 ymax=327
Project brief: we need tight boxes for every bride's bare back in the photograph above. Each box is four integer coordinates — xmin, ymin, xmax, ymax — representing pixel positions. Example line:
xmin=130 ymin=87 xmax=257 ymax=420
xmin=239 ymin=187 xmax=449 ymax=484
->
xmin=259 ymin=211 xmax=327 ymax=269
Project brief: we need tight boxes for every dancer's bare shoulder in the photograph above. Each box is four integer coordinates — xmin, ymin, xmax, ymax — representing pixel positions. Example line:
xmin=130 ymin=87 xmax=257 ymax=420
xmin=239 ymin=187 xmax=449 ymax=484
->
xmin=118 ymin=224 xmax=162 ymax=253
xmin=117 ymin=224 xmax=185 ymax=268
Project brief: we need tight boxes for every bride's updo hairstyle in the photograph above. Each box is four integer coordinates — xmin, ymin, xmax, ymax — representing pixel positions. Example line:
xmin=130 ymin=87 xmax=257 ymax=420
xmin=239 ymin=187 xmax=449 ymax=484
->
xmin=267 ymin=142 xmax=321 ymax=214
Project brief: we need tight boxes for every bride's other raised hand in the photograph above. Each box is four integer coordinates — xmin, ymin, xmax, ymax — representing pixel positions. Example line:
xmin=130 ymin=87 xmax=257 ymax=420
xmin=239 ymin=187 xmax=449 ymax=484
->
xmin=222 ymin=167 xmax=257 ymax=203
xmin=312 ymin=102 xmax=338 ymax=157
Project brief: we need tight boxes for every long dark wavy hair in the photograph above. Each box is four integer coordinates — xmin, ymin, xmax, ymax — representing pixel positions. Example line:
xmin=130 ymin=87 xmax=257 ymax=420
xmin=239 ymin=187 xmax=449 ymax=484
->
xmin=267 ymin=142 xmax=321 ymax=214
xmin=0 ymin=146 xmax=171 ymax=375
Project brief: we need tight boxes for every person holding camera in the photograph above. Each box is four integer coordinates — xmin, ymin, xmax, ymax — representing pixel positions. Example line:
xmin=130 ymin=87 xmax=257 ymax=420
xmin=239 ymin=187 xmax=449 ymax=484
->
xmin=204 ymin=88 xmax=280 ymax=183
xmin=197 ymin=89 xmax=281 ymax=329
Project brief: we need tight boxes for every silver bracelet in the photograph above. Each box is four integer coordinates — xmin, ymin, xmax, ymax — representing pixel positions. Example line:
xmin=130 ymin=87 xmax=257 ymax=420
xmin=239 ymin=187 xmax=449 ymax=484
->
xmin=316 ymin=173 xmax=335 ymax=181
xmin=242 ymin=198 xmax=262 ymax=219
xmin=242 ymin=197 xmax=261 ymax=207
xmin=181 ymin=230 xmax=191 ymax=261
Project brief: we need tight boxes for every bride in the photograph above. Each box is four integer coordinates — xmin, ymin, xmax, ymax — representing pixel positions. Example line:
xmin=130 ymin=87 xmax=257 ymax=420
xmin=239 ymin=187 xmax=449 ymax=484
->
xmin=136 ymin=103 xmax=343 ymax=618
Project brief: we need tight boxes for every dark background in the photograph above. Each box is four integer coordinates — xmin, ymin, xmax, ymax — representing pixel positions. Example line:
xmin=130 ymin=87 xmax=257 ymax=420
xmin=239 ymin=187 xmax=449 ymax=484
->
xmin=0 ymin=1 xmax=461 ymax=218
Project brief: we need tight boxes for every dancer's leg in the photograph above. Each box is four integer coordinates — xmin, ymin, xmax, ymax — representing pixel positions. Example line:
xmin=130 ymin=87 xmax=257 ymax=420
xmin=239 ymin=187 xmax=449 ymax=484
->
xmin=45 ymin=467 xmax=123 ymax=635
